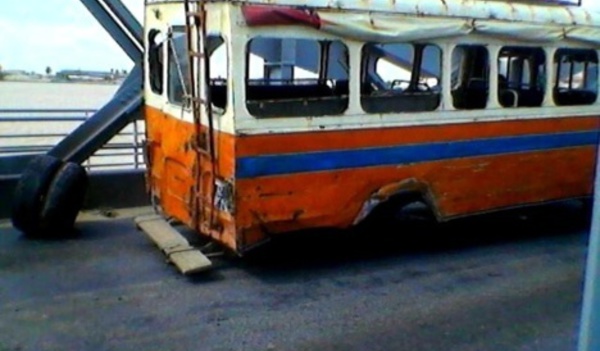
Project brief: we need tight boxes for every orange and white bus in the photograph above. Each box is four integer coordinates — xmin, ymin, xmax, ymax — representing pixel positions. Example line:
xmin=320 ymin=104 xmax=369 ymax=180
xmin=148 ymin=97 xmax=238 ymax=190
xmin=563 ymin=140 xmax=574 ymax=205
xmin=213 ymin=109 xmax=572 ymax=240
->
xmin=143 ymin=0 xmax=600 ymax=253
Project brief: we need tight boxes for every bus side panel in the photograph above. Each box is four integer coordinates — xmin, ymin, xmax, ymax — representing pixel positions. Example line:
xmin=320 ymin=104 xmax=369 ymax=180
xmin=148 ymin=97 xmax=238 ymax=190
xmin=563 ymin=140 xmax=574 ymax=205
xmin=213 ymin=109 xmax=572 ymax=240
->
xmin=234 ymin=116 xmax=599 ymax=250
xmin=145 ymin=106 xmax=239 ymax=250
xmin=145 ymin=106 xmax=197 ymax=225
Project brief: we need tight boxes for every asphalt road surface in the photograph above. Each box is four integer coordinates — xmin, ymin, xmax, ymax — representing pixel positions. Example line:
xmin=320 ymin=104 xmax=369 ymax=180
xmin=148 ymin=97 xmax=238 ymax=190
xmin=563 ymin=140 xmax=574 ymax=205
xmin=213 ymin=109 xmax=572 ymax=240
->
xmin=0 ymin=201 xmax=592 ymax=351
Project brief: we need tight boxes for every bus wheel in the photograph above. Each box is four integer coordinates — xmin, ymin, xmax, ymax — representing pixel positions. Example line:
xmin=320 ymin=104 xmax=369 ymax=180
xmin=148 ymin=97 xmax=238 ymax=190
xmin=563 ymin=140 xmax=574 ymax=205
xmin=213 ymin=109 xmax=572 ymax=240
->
xmin=11 ymin=155 xmax=63 ymax=235
xmin=38 ymin=163 xmax=89 ymax=237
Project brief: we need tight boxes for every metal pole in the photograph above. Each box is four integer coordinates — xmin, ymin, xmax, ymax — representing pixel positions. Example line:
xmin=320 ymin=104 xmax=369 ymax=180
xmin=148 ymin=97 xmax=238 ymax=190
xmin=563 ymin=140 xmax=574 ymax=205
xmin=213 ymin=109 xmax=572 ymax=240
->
xmin=102 ymin=0 xmax=144 ymax=46
xmin=47 ymin=68 xmax=143 ymax=163
xmin=78 ymin=0 xmax=142 ymax=62
xmin=578 ymin=138 xmax=600 ymax=351
xmin=133 ymin=119 xmax=140 ymax=169
xmin=115 ymin=63 xmax=143 ymax=96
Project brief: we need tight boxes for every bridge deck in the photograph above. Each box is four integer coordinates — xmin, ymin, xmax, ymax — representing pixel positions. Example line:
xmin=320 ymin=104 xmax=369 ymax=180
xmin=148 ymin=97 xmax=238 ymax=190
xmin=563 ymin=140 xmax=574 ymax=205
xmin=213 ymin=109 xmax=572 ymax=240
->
xmin=0 ymin=203 xmax=589 ymax=351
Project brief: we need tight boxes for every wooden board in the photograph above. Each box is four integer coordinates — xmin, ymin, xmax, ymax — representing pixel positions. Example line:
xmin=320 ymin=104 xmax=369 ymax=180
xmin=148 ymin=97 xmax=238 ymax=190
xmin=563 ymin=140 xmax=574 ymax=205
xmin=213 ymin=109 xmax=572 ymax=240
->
xmin=135 ymin=215 xmax=212 ymax=274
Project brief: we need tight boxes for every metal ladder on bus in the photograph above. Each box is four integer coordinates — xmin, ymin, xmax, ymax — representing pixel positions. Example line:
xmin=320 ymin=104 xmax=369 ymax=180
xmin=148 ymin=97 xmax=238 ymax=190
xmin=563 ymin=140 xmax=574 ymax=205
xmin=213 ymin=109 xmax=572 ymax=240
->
xmin=134 ymin=0 xmax=223 ymax=275
xmin=184 ymin=0 xmax=217 ymax=232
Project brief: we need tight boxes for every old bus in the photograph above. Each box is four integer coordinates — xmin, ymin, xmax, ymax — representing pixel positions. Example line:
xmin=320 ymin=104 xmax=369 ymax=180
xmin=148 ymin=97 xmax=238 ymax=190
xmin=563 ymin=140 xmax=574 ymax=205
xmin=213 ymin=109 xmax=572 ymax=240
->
xmin=143 ymin=0 xmax=600 ymax=254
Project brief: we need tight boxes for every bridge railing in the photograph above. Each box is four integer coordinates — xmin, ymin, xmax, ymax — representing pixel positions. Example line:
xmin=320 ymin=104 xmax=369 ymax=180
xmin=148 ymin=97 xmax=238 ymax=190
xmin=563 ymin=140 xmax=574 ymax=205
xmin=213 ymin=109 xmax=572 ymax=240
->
xmin=0 ymin=109 xmax=145 ymax=172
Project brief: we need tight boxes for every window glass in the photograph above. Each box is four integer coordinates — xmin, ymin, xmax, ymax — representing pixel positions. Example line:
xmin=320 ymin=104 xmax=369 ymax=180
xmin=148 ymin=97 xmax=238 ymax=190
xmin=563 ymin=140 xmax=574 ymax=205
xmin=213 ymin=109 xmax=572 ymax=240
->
xmin=361 ymin=43 xmax=441 ymax=113
xmin=497 ymin=47 xmax=545 ymax=108
xmin=208 ymin=37 xmax=228 ymax=111
xmin=148 ymin=29 xmax=164 ymax=95
xmin=554 ymin=49 xmax=598 ymax=106
xmin=246 ymin=38 xmax=349 ymax=118
xmin=451 ymin=45 xmax=489 ymax=110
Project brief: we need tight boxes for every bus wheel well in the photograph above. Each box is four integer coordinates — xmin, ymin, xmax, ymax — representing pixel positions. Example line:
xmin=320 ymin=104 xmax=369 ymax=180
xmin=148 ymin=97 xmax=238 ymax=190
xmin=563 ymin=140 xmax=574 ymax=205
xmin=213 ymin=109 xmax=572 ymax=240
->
xmin=353 ymin=179 xmax=439 ymax=226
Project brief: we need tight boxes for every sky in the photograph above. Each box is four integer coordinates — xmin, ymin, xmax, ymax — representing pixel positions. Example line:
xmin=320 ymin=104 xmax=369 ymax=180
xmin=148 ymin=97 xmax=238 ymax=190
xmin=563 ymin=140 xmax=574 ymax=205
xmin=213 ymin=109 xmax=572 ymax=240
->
xmin=0 ymin=0 xmax=143 ymax=73
xmin=0 ymin=0 xmax=599 ymax=73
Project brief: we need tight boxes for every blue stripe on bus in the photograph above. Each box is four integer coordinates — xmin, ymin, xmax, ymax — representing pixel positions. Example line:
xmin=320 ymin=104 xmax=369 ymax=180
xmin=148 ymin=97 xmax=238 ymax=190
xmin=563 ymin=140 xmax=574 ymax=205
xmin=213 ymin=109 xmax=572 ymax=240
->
xmin=236 ymin=131 xmax=600 ymax=179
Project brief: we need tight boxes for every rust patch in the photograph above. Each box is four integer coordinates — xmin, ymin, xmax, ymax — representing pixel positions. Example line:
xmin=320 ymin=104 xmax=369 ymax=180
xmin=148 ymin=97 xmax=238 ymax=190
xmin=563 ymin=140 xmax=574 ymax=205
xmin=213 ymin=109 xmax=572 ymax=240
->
xmin=258 ymin=191 xmax=294 ymax=198
xmin=292 ymin=209 xmax=305 ymax=221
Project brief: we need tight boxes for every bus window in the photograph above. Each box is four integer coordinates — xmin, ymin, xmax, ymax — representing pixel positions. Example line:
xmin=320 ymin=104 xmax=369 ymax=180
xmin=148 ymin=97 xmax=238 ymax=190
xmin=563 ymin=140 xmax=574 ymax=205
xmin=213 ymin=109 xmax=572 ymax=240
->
xmin=497 ymin=47 xmax=545 ymax=108
xmin=554 ymin=49 xmax=598 ymax=106
xmin=167 ymin=29 xmax=228 ymax=111
xmin=208 ymin=37 xmax=228 ymax=111
xmin=148 ymin=29 xmax=164 ymax=95
xmin=167 ymin=30 xmax=190 ymax=106
xmin=452 ymin=45 xmax=489 ymax=110
xmin=361 ymin=43 xmax=441 ymax=113
xmin=245 ymin=38 xmax=349 ymax=118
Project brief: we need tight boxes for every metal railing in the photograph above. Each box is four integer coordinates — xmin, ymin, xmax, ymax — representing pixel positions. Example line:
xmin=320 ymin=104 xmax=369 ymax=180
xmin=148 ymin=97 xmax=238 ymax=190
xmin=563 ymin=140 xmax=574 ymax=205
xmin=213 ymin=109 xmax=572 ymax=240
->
xmin=0 ymin=109 xmax=145 ymax=171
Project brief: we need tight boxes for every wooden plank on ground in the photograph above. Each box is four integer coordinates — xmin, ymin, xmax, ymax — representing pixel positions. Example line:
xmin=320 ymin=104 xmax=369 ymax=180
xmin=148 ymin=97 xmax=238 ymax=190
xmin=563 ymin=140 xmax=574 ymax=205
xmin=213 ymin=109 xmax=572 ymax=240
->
xmin=134 ymin=215 xmax=212 ymax=274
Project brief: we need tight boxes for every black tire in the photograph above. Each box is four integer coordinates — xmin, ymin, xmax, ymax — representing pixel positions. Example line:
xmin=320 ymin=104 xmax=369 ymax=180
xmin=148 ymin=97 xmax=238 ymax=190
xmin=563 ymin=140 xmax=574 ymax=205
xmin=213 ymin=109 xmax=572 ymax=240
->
xmin=38 ymin=162 xmax=88 ymax=237
xmin=11 ymin=155 xmax=63 ymax=235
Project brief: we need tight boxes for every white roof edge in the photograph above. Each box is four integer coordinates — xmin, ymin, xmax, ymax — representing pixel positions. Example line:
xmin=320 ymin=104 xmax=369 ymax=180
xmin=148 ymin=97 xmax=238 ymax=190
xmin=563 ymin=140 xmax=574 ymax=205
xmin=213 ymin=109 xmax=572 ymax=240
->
xmin=146 ymin=0 xmax=600 ymax=28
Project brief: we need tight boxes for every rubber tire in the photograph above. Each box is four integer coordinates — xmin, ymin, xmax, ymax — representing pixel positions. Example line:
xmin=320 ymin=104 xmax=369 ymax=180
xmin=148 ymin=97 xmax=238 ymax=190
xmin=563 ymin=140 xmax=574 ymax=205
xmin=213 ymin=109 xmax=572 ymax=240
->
xmin=11 ymin=155 xmax=63 ymax=235
xmin=37 ymin=162 xmax=88 ymax=237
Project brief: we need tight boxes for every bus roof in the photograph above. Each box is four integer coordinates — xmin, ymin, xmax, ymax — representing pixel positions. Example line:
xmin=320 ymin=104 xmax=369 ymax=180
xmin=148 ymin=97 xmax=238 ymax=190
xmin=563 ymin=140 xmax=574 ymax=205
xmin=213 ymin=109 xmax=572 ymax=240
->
xmin=493 ymin=0 xmax=581 ymax=5
xmin=262 ymin=0 xmax=598 ymax=26
xmin=148 ymin=0 xmax=600 ymax=27
xmin=229 ymin=0 xmax=600 ymax=44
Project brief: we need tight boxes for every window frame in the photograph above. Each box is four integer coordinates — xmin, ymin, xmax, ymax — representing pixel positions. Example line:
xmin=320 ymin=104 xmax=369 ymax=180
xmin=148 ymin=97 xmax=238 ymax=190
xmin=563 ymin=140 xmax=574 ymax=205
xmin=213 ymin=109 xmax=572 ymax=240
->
xmin=165 ymin=26 xmax=229 ymax=113
xmin=360 ymin=42 xmax=443 ymax=114
xmin=451 ymin=44 xmax=490 ymax=110
xmin=496 ymin=46 xmax=546 ymax=108
xmin=147 ymin=29 xmax=165 ymax=96
xmin=553 ymin=48 xmax=598 ymax=106
xmin=244 ymin=37 xmax=350 ymax=118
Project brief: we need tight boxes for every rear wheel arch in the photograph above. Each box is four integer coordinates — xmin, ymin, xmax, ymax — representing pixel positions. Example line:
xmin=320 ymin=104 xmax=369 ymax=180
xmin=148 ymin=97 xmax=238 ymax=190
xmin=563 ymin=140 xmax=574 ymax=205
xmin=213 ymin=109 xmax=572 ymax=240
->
xmin=353 ymin=178 xmax=441 ymax=225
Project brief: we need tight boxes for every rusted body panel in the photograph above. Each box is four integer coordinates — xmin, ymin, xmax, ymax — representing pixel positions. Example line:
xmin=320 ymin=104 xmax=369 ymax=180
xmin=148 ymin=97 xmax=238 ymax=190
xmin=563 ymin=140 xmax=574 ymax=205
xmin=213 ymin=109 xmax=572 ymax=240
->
xmin=233 ymin=116 xmax=599 ymax=249
xmin=147 ymin=105 xmax=600 ymax=251
xmin=144 ymin=107 xmax=196 ymax=225
xmin=145 ymin=106 xmax=239 ymax=250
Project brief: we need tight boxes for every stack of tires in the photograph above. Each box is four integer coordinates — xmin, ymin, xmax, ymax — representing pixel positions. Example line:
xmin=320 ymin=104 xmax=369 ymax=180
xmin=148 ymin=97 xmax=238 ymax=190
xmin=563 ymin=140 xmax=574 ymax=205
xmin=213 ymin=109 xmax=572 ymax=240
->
xmin=11 ymin=155 xmax=88 ymax=238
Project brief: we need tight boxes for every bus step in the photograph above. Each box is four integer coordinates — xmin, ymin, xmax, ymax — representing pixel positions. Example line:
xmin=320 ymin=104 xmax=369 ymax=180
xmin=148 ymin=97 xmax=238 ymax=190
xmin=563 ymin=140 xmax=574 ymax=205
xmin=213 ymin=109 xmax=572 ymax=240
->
xmin=134 ymin=215 xmax=212 ymax=274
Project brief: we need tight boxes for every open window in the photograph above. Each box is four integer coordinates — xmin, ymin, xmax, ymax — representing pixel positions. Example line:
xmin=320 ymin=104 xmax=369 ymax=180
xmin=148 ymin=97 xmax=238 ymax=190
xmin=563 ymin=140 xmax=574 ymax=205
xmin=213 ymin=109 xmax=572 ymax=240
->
xmin=452 ymin=45 xmax=489 ymax=110
xmin=361 ymin=43 xmax=441 ymax=113
xmin=167 ymin=27 xmax=228 ymax=111
xmin=497 ymin=47 xmax=546 ymax=108
xmin=554 ymin=49 xmax=598 ymax=106
xmin=147 ymin=29 xmax=164 ymax=95
xmin=245 ymin=38 xmax=349 ymax=118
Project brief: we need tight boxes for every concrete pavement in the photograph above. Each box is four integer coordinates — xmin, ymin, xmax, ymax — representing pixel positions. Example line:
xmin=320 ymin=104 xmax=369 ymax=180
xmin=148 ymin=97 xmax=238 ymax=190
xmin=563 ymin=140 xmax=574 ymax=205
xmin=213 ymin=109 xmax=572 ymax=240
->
xmin=0 ymin=202 xmax=590 ymax=351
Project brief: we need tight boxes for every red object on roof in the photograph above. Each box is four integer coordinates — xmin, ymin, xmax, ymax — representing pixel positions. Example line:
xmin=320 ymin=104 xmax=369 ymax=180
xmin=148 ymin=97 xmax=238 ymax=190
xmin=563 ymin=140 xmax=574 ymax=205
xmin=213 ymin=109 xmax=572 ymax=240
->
xmin=242 ymin=5 xmax=322 ymax=28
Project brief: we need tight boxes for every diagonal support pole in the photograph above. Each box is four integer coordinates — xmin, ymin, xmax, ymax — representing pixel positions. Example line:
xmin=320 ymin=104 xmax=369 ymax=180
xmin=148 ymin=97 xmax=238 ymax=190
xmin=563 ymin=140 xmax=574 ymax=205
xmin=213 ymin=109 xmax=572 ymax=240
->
xmin=47 ymin=0 xmax=145 ymax=163
xmin=47 ymin=64 xmax=142 ymax=163
xmin=78 ymin=0 xmax=143 ymax=63
xmin=102 ymin=0 xmax=143 ymax=47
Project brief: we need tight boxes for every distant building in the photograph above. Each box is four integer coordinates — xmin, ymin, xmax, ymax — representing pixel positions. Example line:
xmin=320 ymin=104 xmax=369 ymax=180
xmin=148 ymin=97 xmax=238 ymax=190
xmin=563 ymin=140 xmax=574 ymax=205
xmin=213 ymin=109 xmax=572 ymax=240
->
xmin=53 ymin=70 xmax=125 ymax=84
